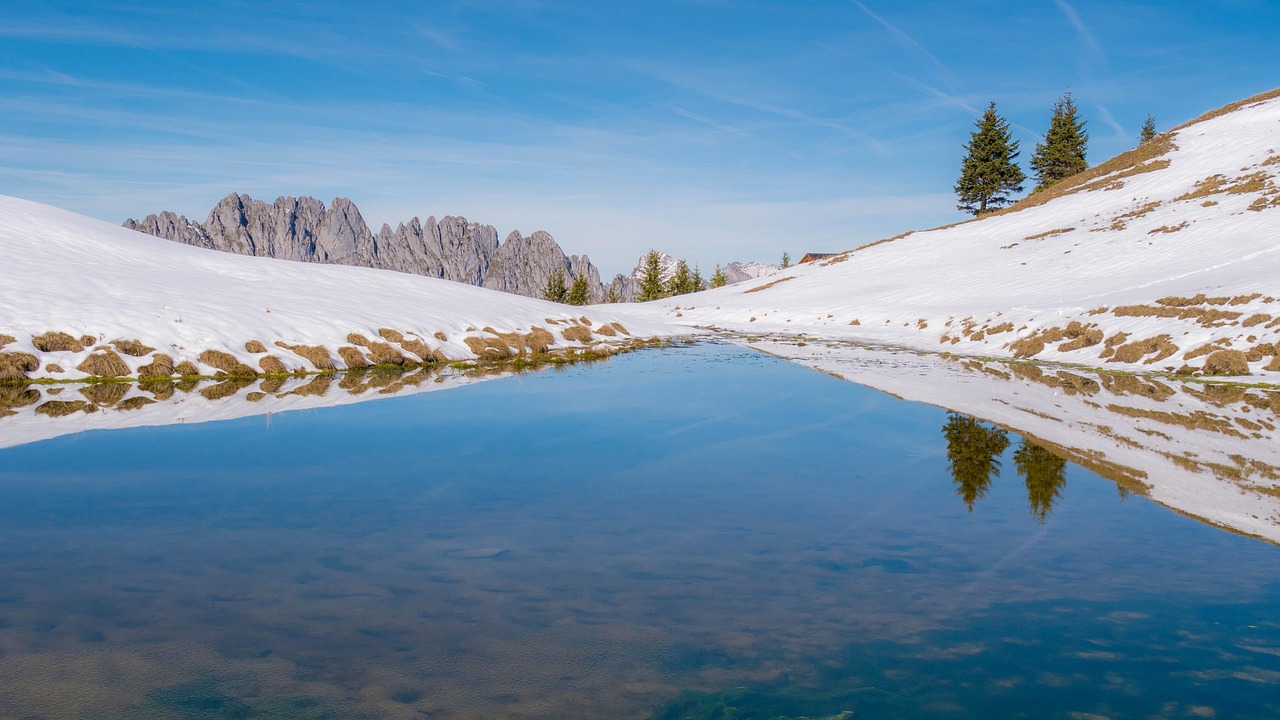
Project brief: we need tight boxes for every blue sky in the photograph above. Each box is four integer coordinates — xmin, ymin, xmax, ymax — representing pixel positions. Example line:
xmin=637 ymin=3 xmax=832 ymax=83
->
xmin=1 ymin=1 xmax=1277 ymax=274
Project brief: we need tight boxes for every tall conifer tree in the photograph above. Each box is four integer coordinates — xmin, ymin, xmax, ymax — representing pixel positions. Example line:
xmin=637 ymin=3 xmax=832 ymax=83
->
xmin=955 ymin=101 xmax=1025 ymax=216
xmin=1030 ymin=90 xmax=1089 ymax=192
xmin=1139 ymin=114 xmax=1157 ymax=143
xmin=637 ymin=250 xmax=666 ymax=302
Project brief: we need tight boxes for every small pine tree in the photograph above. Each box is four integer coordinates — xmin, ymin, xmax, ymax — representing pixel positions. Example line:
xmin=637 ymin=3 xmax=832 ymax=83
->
xmin=1139 ymin=114 xmax=1157 ymax=143
xmin=955 ymin=101 xmax=1025 ymax=216
xmin=692 ymin=265 xmax=706 ymax=293
xmin=710 ymin=264 xmax=728 ymax=288
xmin=668 ymin=260 xmax=694 ymax=296
xmin=605 ymin=283 xmax=621 ymax=304
xmin=1030 ymin=90 xmax=1089 ymax=192
xmin=1014 ymin=439 xmax=1067 ymax=524
xmin=543 ymin=268 xmax=567 ymax=303
xmin=942 ymin=412 xmax=1010 ymax=512
xmin=567 ymin=273 xmax=590 ymax=305
xmin=637 ymin=250 xmax=667 ymax=302
xmin=780 ymin=252 xmax=791 ymax=269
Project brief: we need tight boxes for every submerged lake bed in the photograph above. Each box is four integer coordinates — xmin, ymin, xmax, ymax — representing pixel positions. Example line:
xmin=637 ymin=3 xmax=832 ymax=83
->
xmin=1 ymin=344 xmax=1278 ymax=719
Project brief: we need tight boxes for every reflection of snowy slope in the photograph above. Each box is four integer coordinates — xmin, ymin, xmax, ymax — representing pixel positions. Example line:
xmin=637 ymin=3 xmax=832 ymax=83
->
xmin=634 ymin=91 xmax=1280 ymax=378
xmin=749 ymin=337 xmax=1280 ymax=544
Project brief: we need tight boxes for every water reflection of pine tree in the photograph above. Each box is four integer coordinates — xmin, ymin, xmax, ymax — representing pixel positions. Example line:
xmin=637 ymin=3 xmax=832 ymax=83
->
xmin=1014 ymin=439 xmax=1067 ymax=523
xmin=942 ymin=413 xmax=1010 ymax=511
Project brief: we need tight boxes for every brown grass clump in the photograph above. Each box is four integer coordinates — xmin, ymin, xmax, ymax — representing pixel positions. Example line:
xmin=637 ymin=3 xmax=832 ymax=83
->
xmin=434 ymin=331 xmax=448 ymax=341
xmin=1228 ymin=293 xmax=1261 ymax=305
xmin=77 ymin=349 xmax=132 ymax=378
xmin=0 ymin=351 xmax=40 ymax=382
xmin=347 ymin=333 xmax=372 ymax=347
xmin=1098 ymin=332 xmax=1130 ymax=360
xmin=744 ymin=276 xmax=796 ymax=293
xmin=80 ymin=382 xmax=129 ymax=407
xmin=259 ymin=376 xmax=287 ymax=394
xmin=1101 ymin=373 xmax=1176 ymax=401
xmin=244 ymin=340 xmax=267 ymax=353
xmin=1245 ymin=343 xmax=1278 ymax=362
xmin=36 ymin=400 xmax=97 ymax=417
xmin=606 ymin=322 xmax=630 ymax=335
xmin=562 ymin=325 xmax=594 ymax=343
xmin=277 ymin=343 xmax=335 ymax=371
xmin=174 ymin=360 xmax=202 ymax=377
xmin=1242 ymin=313 xmax=1272 ymax=327
xmin=140 ymin=379 xmax=175 ymax=400
xmin=1024 ymin=227 xmax=1075 ymax=240
xmin=396 ymin=336 xmax=446 ymax=363
xmin=1148 ymin=221 xmax=1189 ymax=234
xmin=1266 ymin=357 xmax=1280 ymax=372
xmin=1226 ymin=171 xmax=1269 ymax=194
xmin=1184 ymin=340 xmax=1233 ymax=361
xmin=1203 ymin=349 xmax=1250 ymax=376
xmin=366 ymin=342 xmax=407 ymax=366
xmin=285 ymin=374 xmax=334 ymax=398
xmin=246 ymin=392 xmax=267 ymax=403
xmin=595 ymin=323 xmax=617 ymax=337
xmin=338 ymin=346 xmax=369 ymax=369
xmin=1175 ymin=174 xmax=1227 ymax=202
xmin=111 ymin=338 xmax=155 ymax=357
xmin=464 ymin=336 xmax=516 ymax=359
xmin=0 ymin=334 xmax=14 ymax=349
xmin=1156 ymin=293 xmax=1229 ymax=306
xmin=1009 ymin=336 xmax=1045 ymax=359
xmin=137 ymin=353 xmax=175 ymax=378
xmin=525 ymin=327 xmax=554 ymax=354
xmin=258 ymin=355 xmax=289 ymax=375
xmin=198 ymin=349 xmax=257 ymax=377
xmin=46 ymin=363 xmax=64 ymax=373
xmin=377 ymin=328 xmax=405 ymax=343
xmin=579 ymin=316 xmax=592 ymax=325
xmin=1109 ymin=335 xmax=1178 ymax=364
xmin=32 ymin=331 xmax=85 ymax=353
xmin=200 ymin=379 xmax=254 ymax=400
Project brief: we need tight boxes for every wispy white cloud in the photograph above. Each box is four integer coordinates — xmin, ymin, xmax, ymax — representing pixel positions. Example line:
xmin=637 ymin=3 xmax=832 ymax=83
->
xmin=1052 ymin=0 xmax=1105 ymax=63
xmin=849 ymin=0 xmax=966 ymax=97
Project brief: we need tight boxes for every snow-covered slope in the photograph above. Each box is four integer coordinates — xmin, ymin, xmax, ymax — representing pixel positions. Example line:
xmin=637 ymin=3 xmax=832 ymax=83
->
xmin=637 ymin=90 xmax=1280 ymax=378
xmin=0 ymin=196 xmax=669 ymax=382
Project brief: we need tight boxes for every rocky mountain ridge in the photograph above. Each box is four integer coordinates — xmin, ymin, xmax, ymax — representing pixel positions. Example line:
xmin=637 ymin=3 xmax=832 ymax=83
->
xmin=124 ymin=193 xmax=605 ymax=302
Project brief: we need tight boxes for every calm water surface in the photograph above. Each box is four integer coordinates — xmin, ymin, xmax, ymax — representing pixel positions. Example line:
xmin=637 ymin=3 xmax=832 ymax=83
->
xmin=0 ymin=345 xmax=1278 ymax=719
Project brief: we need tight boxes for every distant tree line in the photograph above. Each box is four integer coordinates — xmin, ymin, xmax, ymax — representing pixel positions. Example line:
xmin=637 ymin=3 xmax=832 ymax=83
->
xmin=955 ymin=91 xmax=1159 ymax=216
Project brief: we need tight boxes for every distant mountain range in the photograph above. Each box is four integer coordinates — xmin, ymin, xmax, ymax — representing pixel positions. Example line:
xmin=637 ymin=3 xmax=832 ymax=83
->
xmin=123 ymin=193 xmax=777 ymax=302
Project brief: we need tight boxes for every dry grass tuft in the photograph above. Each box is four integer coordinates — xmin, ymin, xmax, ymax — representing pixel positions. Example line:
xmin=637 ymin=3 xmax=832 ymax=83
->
xmin=1156 ymin=293 xmax=1230 ymax=307
xmin=244 ymin=340 xmax=267 ymax=353
xmin=111 ymin=338 xmax=155 ymax=357
xmin=46 ymin=363 xmax=64 ymax=373
xmin=1098 ymin=332 xmax=1130 ymax=360
xmin=0 ymin=334 xmax=14 ymax=349
xmin=579 ymin=316 xmax=593 ymax=326
xmin=174 ymin=360 xmax=201 ymax=377
xmin=76 ymin=349 xmax=132 ymax=378
xmin=258 ymin=355 xmax=289 ymax=375
xmin=1101 ymin=373 xmax=1176 ymax=401
xmin=36 ymin=400 xmax=97 ymax=417
xmin=396 ymin=335 xmax=446 ymax=363
xmin=80 ymin=382 xmax=129 ymax=407
xmin=32 ymin=331 xmax=85 ymax=353
xmin=377 ymin=328 xmax=405 ymax=343
xmin=1245 ymin=343 xmax=1278 ymax=362
xmin=1024 ymin=227 xmax=1075 ymax=241
xmin=525 ymin=327 xmax=555 ymax=354
xmin=366 ymin=342 xmax=407 ymax=366
xmin=464 ymin=336 xmax=516 ymax=359
xmin=562 ymin=325 xmax=593 ymax=343
xmin=138 ymin=353 xmax=176 ymax=378
xmin=285 ymin=374 xmax=334 ymax=398
xmin=259 ymin=376 xmax=287 ymax=394
xmin=200 ymin=379 xmax=254 ymax=400
xmin=0 ymin=351 xmax=40 ymax=382
xmin=1203 ymin=349 xmax=1250 ymax=376
xmin=1057 ymin=321 xmax=1104 ymax=352
xmin=245 ymin=392 xmax=267 ymax=402
xmin=199 ymin=349 xmax=257 ymax=377
xmin=434 ymin=331 xmax=448 ymax=341
xmin=1227 ymin=172 xmax=1270 ymax=195
xmin=338 ymin=346 xmax=369 ymax=369
xmin=347 ymin=333 xmax=372 ymax=347
xmin=1009 ymin=336 xmax=1045 ymax=359
xmin=744 ymin=276 xmax=796 ymax=293
xmin=595 ymin=323 xmax=617 ymax=337
xmin=1109 ymin=335 xmax=1178 ymax=364
xmin=1148 ymin=221 xmax=1189 ymax=234
xmin=1175 ymin=174 xmax=1227 ymax=202
xmin=606 ymin=322 xmax=630 ymax=335
xmin=278 ymin=343 xmax=335 ymax=371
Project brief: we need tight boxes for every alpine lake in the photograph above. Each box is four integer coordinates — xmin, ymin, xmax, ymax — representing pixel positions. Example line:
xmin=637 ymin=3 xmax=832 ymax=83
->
xmin=1 ymin=342 xmax=1278 ymax=720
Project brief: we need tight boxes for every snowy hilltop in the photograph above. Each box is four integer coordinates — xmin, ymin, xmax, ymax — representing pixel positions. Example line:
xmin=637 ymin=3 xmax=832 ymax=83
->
xmin=633 ymin=90 xmax=1280 ymax=378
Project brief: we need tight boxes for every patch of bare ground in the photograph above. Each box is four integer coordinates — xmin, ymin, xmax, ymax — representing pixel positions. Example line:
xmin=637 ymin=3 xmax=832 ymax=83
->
xmin=1024 ymin=227 xmax=1075 ymax=240
xmin=744 ymin=276 xmax=796 ymax=293
xmin=32 ymin=331 xmax=85 ymax=353
xmin=1106 ymin=403 xmax=1245 ymax=438
xmin=275 ymin=341 xmax=336 ymax=371
xmin=0 ymin=351 xmax=40 ymax=382
xmin=77 ymin=349 xmax=131 ymax=378
xmin=1113 ymin=303 xmax=1242 ymax=328
xmin=992 ymin=134 xmax=1177 ymax=216
xmin=1006 ymin=321 xmax=1103 ymax=358
xmin=244 ymin=340 xmax=267 ymax=353
xmin=1148 ymin=221 xmax=1190 ymax=234
xmin=338 ymin=346 xmax=368 ymax=369
xmin=1175 ymin=174 xmax=1228 ymax=202
xmin=198 ymin=349 xmax=257 ymax=377
xmin=1100 ymin=373 xmax=1177 ymax=401
xmin=111 ymin=338 xmax=155 ymax=357
xmin=1172 ymin=88 xmax=1280 ymax=130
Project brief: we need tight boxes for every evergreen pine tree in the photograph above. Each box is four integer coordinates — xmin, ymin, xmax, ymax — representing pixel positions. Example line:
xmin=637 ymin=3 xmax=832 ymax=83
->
xmin=567 ymin=273 xmax=590 ymax=305
xmin=942 ymin=413 xmax=1010 ymax=511
xmin=1014 ymin=439 xmax=1067 ymax=524
xmin=637 ymin=250 xmax=667 ymax=302
xmin=955 ymin=101 xmax=1025 ymax=216
xmin=668 ymin=260 xmax=694 ymax=296
xmin=1030 ymin=90 xmax=1089 ymax=192
xmin=542 ymin=268 xmax=568 ymax=303
xmin=1139 ymin=114 xmax=1157 ymax=143
xmin=605 ymin=283 xmax=621 ymax=304
xmin=711 ymin=264 xmax=728 ymax=288
xmin=780 ymin=252 xmax=791 ymax=269
xmin=692 ymin=266 xmax=706 ymax=293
